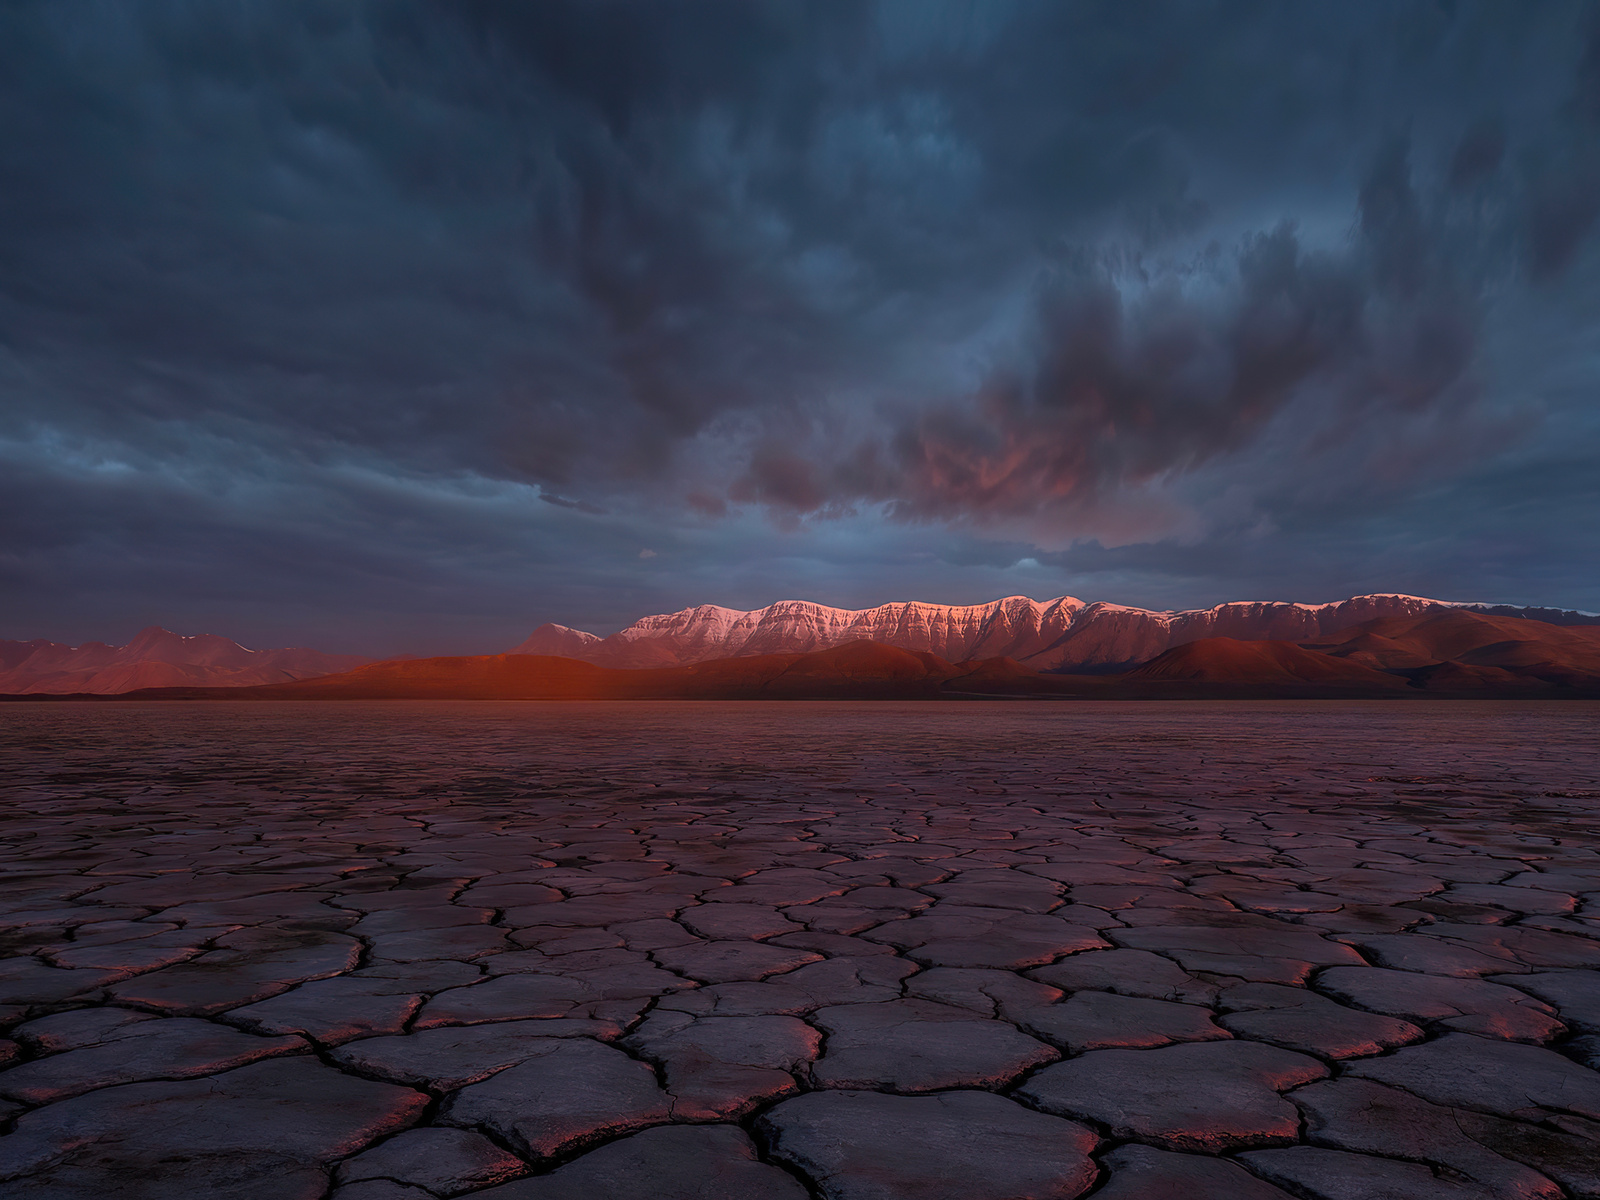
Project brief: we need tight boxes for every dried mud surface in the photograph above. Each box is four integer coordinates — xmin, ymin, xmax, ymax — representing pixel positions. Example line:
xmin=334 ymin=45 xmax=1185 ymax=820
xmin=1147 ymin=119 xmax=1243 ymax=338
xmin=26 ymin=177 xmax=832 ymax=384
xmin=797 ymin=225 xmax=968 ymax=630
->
xmin=2 ymin=700 xmax=1600 ymax=1199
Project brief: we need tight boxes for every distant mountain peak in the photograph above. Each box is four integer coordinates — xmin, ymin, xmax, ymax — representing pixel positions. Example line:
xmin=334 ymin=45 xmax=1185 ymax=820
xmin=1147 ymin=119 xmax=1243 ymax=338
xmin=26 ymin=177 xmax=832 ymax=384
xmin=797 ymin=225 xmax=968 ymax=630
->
xmin=508 ymin=623 xmax=605 ymax=658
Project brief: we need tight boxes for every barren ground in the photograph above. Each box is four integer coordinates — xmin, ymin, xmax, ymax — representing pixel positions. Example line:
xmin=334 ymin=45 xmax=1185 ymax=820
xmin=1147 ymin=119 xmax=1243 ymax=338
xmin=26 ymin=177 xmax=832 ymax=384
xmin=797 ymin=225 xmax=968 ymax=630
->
xmin=2 ymin=700 xmax=1599 ymax=1199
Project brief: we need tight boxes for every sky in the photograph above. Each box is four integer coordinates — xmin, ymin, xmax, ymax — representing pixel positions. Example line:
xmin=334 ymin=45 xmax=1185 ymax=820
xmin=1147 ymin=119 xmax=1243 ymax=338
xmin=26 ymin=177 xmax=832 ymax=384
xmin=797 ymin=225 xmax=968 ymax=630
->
xmin=4 ymin=0 xmax=1600 ymax=656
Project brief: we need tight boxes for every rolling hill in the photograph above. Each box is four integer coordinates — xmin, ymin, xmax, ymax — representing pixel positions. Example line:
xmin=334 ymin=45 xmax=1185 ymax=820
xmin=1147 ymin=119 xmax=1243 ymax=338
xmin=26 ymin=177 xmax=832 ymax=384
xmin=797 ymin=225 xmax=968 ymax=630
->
xmin=1126 ymin=638 xmax=1409 ymax=688
xmin=0 ymin=627 xmax=369 ymax=694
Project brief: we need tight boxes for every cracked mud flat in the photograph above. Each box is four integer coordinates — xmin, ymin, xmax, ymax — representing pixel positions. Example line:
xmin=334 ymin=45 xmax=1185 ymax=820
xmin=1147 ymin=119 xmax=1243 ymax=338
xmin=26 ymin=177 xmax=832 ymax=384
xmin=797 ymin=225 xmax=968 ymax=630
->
xmin=2 ymin=700 xmax=1600 ymax=1200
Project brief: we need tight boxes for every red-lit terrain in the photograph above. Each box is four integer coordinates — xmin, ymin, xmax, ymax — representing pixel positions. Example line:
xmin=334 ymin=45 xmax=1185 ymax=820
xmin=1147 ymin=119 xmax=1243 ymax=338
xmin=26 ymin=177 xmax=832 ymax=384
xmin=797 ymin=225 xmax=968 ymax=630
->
xmin=139 ymin=642 xmax=1056 ymax=701
xmin=1129 ymin=610 xmax=1600 ymax=692
xmin=1125 ymin=638 xmax=1409 ymax=688
xmin=1307 ymin=610 xmax=1600 ymax=689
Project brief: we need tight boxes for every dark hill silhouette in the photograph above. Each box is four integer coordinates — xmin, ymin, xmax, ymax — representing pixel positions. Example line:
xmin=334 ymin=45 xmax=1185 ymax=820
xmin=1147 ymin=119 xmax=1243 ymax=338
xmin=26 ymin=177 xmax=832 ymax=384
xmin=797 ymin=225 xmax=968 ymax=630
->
xmin=1127 ymin=638 xmax=1408 ymax=688
xmin=1306 ymin=610 xmax=1600 ymax=689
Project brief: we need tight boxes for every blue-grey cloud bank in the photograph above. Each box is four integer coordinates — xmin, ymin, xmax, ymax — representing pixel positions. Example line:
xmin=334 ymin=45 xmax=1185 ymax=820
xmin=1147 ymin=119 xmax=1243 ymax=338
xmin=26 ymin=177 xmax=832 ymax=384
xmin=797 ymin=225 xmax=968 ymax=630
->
xmin=3 ymin=1 xmax=1599 ymax=655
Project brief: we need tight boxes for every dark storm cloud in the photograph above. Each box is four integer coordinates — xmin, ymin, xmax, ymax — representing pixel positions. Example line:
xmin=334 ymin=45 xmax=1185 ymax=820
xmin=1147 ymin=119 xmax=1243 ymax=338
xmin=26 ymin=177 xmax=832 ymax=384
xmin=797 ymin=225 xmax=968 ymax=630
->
xmin=785 ymin=185 xmax=1480 ymax=528
xmin=1448 ymin=119 xmax=1506 ymax=191
xmin=3 ymin=0 xmax=1600 ymax=649
xmin=1525 ymin=168 xmax=1600 ymax=281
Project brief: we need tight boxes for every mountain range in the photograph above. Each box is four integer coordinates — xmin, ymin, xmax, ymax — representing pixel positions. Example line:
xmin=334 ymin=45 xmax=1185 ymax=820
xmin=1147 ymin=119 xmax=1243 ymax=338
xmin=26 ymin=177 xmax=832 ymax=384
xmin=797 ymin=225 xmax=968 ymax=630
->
xmin=17 ymin=606 xmax=1594 ymax=702
xmin=0 ymin=627 xmax=369 ymax=694
xmin=8 ymin=593 xmax=1600 ymax=698
xmin=510 ymin=593 xmax=1600 ymax=674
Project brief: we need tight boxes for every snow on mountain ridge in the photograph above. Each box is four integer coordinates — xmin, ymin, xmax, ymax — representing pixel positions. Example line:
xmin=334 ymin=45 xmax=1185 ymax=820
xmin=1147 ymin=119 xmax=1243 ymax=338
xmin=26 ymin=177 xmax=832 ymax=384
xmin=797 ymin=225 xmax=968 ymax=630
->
xmin=687 ymin=594 xmax=1088 ymax=665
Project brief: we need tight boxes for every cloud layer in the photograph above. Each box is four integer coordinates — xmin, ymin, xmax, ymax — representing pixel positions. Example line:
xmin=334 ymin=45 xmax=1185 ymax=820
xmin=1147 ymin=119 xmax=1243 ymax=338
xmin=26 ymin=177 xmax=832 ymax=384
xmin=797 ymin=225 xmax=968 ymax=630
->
xmin=3 ymin=1 xmax=1599 ymax=652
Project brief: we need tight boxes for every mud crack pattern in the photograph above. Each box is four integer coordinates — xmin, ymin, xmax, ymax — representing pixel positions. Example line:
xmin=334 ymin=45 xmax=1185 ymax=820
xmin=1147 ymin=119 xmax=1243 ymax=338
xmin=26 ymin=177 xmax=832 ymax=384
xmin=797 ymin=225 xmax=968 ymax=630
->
xmin=2 ymin=700 xmax=1599 ymax=1199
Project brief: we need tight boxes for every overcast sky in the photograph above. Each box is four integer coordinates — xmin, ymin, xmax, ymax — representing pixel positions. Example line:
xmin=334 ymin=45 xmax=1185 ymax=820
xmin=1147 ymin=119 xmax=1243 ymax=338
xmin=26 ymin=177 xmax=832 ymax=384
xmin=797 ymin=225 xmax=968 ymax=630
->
xmin=4 ymin=1 xmax=1599 ymax=655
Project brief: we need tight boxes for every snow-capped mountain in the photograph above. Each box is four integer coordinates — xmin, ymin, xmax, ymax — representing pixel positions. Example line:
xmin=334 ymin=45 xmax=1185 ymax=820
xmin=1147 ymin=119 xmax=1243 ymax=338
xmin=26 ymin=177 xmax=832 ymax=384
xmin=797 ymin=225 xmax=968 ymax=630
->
xmin=0 ymin=627 xmax=370 ymax=694
xmin=517 ymin=596 xmax=1088 ymax=668
xmin=509 ymin=594 xmax=1600 ymax=674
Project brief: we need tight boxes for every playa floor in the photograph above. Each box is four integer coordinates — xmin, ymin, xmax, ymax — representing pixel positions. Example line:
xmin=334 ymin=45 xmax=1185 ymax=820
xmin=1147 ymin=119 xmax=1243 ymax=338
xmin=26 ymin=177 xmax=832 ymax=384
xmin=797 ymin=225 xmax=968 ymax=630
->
xmin=2 ymin=700 xmax=1599 ymax=1199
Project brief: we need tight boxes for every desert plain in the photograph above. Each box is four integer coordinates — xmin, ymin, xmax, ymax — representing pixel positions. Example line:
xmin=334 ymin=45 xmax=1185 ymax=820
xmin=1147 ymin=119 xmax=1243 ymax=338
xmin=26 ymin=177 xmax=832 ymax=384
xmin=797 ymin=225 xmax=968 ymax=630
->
xmin=2 ymin=700 xmax=1599 ymax=1199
